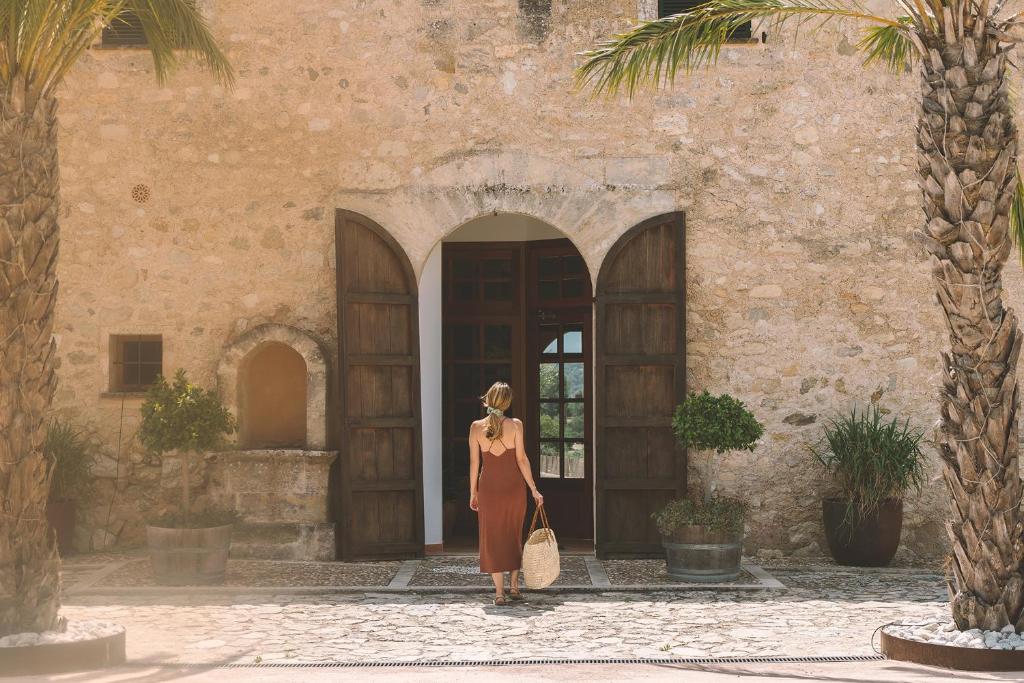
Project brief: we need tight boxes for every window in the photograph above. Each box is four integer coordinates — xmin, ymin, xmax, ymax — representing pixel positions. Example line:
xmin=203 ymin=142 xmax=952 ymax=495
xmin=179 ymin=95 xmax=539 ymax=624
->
xmin=102 ymin=10 xmax=147 ymax=46
xmin=109 ymin=335 xmax=162 ymax=392
xmin=658 ymin=0 xmax=753 ymax=41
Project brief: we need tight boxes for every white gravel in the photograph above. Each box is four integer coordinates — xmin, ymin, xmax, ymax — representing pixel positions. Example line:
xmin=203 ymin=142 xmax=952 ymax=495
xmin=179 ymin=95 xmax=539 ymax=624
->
xmin=884 ymin=621 xmax=1024 ymax=650
xmin=0 ymin=620 xmax=124 ymax=648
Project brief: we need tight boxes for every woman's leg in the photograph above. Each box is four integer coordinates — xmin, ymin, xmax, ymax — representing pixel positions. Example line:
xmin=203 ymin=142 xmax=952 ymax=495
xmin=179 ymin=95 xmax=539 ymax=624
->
xmin=509 ymin=569 xmax=520 ymax=593
xmin=490 ymin=572 xmax=504 ymax=598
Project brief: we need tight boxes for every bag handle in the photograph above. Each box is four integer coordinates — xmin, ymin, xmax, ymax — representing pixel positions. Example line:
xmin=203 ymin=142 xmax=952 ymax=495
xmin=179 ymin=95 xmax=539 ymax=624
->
xmin=527 ymin=503 xmax=552 ymax=537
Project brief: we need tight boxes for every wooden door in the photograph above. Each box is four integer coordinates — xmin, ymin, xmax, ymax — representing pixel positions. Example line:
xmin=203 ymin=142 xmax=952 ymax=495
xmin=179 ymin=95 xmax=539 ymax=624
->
xmin=334 ymin=210 xmax=424 ymax=560
xmin=441 ymin=243 xmax=525 ymax=543
xmin=595 ymin=212 xmax=687 ymax=558
xmin=526 ymin=240 xmax=593 ymax=542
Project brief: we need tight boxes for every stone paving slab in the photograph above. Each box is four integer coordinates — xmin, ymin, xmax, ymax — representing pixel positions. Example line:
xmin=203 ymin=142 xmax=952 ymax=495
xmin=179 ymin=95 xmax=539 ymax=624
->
xmin=59 ymin=565 xmax=948 ymax=666
xmin=89 ymin=558 xmax=402 ymax=588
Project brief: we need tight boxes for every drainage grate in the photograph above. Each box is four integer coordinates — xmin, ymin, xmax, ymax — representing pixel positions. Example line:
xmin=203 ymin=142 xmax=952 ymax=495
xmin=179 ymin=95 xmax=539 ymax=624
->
xmin=139 ymin=654 xmax=884 ymax=669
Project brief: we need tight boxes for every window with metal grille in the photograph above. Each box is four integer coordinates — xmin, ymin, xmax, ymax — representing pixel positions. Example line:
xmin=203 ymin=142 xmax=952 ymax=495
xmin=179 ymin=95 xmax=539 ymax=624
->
xmin=658 ymin=0 xmax=753 ymax=41
xmin=102 ymin=10 xmax=147 ymax=46
xmin=109 ymin=335 xmax=163 ymax=392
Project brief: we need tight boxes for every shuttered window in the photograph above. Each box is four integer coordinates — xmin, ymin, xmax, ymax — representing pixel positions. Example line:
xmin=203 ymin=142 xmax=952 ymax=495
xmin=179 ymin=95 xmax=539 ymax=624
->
xmin=658 ymin=0 xmax=753 ymax=41
xmin=102 ymin=10 xmax=147 ymax=46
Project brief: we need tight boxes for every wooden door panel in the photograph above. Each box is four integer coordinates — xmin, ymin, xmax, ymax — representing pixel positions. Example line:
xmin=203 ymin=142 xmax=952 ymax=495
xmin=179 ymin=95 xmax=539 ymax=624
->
xmin=603 ymin=303 xmax=677 ymax=355
xmin=345 ymin=303 xmax=412 ymax=355
xmin=605 ymin=366 xmax=676 ymax=417
xmin=596 ymin=212 xmax=686 ymax=558
xmin=335 ymin=210 xmax=423 ymax=560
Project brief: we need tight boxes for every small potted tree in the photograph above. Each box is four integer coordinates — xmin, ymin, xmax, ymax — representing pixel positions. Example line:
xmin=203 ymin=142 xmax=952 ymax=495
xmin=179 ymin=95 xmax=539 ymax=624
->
xmin=140 ymin=369 xmax=236 ymax=585
xmin=44 ymin=419 xmax=97 ymax=555
xmin=809 ymin=405 xmax=925 ymax=567
xmin=654 ymin=391 xmax=763 ymax=582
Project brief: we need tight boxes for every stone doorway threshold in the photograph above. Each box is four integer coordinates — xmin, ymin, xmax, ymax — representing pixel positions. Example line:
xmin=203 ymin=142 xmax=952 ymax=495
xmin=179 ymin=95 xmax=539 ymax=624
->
xmin=62 ymin=553 xmax=783 ymax=596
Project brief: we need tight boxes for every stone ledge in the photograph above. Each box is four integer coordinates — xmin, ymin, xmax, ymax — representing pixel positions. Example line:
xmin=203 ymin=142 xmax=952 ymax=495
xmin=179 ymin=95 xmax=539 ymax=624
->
xmin=229 ymin=522 xmax=335 ymax=561
xmin=212 ymin=449 xmax=338 ymax=463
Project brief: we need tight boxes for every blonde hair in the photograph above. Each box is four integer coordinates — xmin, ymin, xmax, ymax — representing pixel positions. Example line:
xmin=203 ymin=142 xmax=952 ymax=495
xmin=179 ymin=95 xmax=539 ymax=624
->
xmin=481 ymin=382 xmax=513 ymax=440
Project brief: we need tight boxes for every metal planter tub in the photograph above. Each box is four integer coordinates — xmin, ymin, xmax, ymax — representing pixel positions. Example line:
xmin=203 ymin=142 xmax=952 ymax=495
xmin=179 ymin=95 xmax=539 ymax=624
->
xmin=662 ymin=525 xmax=743 ymax=582
xmin=881 ymin=630 xmax=1024 ymax=671
xmin=146 ymin=523 xmax=232 ymax=585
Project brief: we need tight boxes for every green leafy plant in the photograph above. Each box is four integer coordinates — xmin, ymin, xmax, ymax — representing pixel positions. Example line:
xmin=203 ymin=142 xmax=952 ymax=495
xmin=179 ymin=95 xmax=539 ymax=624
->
xmin=672 ymin=391 xmax=763 ymax=503
xmin=139 ymin=369 xmax=235 ymax=526
xmin=808 ymin=405 xmax=925 ymax=522
xmin=44 ymin=419 xmax=98 ymax=503
xmin=653 ymin=497 xmax=747 ymax=535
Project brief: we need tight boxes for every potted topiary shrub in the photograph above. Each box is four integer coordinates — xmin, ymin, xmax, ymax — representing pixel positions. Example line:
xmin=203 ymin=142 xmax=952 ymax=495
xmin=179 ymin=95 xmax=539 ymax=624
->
xmin=809 ymin=405 xmax=925 ymax=567
xmin=44 ymin=419 xmax=97 ymax=555
xmin=654 ymin=391 xmax=763 ymax=582
xmin=140 ymin=369 xmax=237 ymax=585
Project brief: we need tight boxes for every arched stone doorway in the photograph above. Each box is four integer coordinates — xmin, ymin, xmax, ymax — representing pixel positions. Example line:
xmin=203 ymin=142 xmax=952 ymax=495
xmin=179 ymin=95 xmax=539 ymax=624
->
xmin=419 ymin=214 xmax=595 ymax=551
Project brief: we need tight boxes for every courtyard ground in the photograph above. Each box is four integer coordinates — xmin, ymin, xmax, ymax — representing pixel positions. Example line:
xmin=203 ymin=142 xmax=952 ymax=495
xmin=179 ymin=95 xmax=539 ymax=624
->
xmin=41 ymin=551 xmax=969 ymax=681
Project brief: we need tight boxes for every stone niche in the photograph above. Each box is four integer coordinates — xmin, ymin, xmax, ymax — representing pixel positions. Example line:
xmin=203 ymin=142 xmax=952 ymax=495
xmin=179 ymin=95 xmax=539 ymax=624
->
xmin=212 ymin=323 xmax=336 ymax=561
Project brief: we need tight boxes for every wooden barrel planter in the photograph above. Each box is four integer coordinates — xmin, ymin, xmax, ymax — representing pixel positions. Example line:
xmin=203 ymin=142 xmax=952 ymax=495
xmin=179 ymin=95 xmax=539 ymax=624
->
xmin=662 ymin=525 xmax=743 ymax=582
xmin=146 ymin=524 xmax=232 ymax=585
xmin=822 ymin=498 xmax=902 ymax=567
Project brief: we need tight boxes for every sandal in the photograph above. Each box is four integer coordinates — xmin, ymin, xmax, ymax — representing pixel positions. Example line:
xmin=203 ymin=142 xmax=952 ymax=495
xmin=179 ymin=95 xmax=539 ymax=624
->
xmin=493 ymin=595 xmax=511 ymax=606
xmin=508 ymin=590 xmax=524 ymax=601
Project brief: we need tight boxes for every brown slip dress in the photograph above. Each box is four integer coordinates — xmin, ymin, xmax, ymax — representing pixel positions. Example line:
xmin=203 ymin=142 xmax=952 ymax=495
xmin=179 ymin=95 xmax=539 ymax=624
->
xmin=477 ymin=426 xmax=527 ymax=574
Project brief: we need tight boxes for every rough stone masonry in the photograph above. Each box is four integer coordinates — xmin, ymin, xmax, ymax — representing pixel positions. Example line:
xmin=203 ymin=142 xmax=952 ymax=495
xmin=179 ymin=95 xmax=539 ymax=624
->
xmin=48 ymin=0 xmax=1024 ymax=559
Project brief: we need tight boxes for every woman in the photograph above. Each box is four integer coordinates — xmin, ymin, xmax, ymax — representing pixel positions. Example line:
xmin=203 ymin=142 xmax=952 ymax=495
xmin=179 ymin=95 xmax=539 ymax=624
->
xmin=469 ymin=381 xmax=543 ymax=606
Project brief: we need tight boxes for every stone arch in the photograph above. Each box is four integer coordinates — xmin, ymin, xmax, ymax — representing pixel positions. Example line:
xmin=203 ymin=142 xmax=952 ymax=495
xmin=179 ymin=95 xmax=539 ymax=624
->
xmin=218 ymin=323 xmax=328 ymax=450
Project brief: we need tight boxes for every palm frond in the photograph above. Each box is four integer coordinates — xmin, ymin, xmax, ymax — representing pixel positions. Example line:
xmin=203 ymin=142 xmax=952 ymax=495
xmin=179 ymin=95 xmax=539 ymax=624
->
xmin=858 ymin=17 xmax=915 ymax=72
xmin=1009 ymin=174 xmax=1024 ymax=267
xmin=575 ymin=0 xmax=911 ymax=97
xmin=0 ymin=0 xmax=232 ymax=107
xmin=126 ymin=0 xmax=233 ymax=87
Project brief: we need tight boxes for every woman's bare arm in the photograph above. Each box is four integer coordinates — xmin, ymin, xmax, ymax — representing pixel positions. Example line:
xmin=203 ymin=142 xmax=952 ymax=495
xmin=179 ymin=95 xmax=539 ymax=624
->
xmin=512 ymin=419 xmax=543 ymax=504
xmin=468 ymin=422 xmax=481 ymax=510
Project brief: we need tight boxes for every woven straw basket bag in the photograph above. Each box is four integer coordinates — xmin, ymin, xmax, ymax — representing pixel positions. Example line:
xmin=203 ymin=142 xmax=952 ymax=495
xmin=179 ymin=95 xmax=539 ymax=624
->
xmin=522 ymin=504 xmax=560 ymax=589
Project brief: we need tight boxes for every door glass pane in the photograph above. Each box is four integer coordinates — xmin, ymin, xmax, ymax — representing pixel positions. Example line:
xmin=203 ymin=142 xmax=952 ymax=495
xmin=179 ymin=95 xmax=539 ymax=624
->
xmin=455 ymin=401 xmax=480 ymax=428
xmin=564 ymin=441 xmax=585 ymax=479
xmin=451 ymin=325 xmax=477 ymax=358
xmin=539 ymin=256 xmax=560 ymax=278
xmin=483 ymin=258 xmax=513 ymax=278
xmin=540 ymin=325 xmax=559 ymax=355
xmin=539 ymin=442 xmax=560 ymax=478
xmin=563 ymin=254 xmax=586 ymax=276
xmin=486 ymin=363 xmax=512 ymax=386
xmin=454 ymin=364 xmax=480 ymax=400
xmin=483 ymin=325 xmax=511 ymax=358
xmin=538 ymin=281 xmax=559 ymax=300
xmin=453 ymin=281 xmax=475 ymax=302
xmin=563 ymin=327 xmax=582 ymax=354
xmin=483 ymin=281 xmax=512 ymax=301
xmin=453 ymin=257 xmax=476 ymax=279
xmin=539 ymin=363 xmax=560 ymax=399
xmin=565 ymin=402 xmax=584 ymax=438
xmin=539 ymin=402 xmax=560 ymax=438
xmin=563 ymin=278 xmax=585 ymax=299
xmin=563 ymin=362 xmax=583 ymax=399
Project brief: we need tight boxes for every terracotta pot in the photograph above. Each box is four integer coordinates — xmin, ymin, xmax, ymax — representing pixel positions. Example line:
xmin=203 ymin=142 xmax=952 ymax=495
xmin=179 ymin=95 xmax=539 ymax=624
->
xmin=822 ymin=498 xmax=902 ymax=567
xmin=661 ymin=524 xmax=743 ymax=582
xmin=146 ymin=524 xmax=232 ymax=585
xmin=46 ymin=499 xmax=76 ymax=555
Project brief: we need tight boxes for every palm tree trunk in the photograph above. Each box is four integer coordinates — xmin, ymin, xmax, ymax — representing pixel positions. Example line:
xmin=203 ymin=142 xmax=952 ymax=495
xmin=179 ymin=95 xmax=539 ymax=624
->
xmin=917 ymin=31 xmax=1024 ymax=631
xmin=0 ymin=87 xmax=62 ymax=637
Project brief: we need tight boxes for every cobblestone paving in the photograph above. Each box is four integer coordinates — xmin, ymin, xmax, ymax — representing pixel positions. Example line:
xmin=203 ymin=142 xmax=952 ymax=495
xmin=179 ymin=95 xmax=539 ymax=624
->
xmin=100 ymin=558 xmax=401 ymax=588
xmin=60 ymin=565 xmax=948 ymax=665
xmin=602 ymin=560 xmax=755 ymax=586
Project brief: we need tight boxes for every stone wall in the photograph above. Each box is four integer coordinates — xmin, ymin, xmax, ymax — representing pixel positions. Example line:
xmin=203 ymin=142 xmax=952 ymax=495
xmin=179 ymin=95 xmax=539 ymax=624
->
xmin=49 ymin=0 xmax=1024 ymax=559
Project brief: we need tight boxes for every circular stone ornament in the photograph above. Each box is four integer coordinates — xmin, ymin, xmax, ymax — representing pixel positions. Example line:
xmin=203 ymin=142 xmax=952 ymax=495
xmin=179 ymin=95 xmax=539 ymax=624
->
xmin=130 ymin=183 xmax=151 ymax=203
xmin=0 ymin=622 xmax=126 ymax=677
xmin=881 ymin=629 xmax=1024 ymax=671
